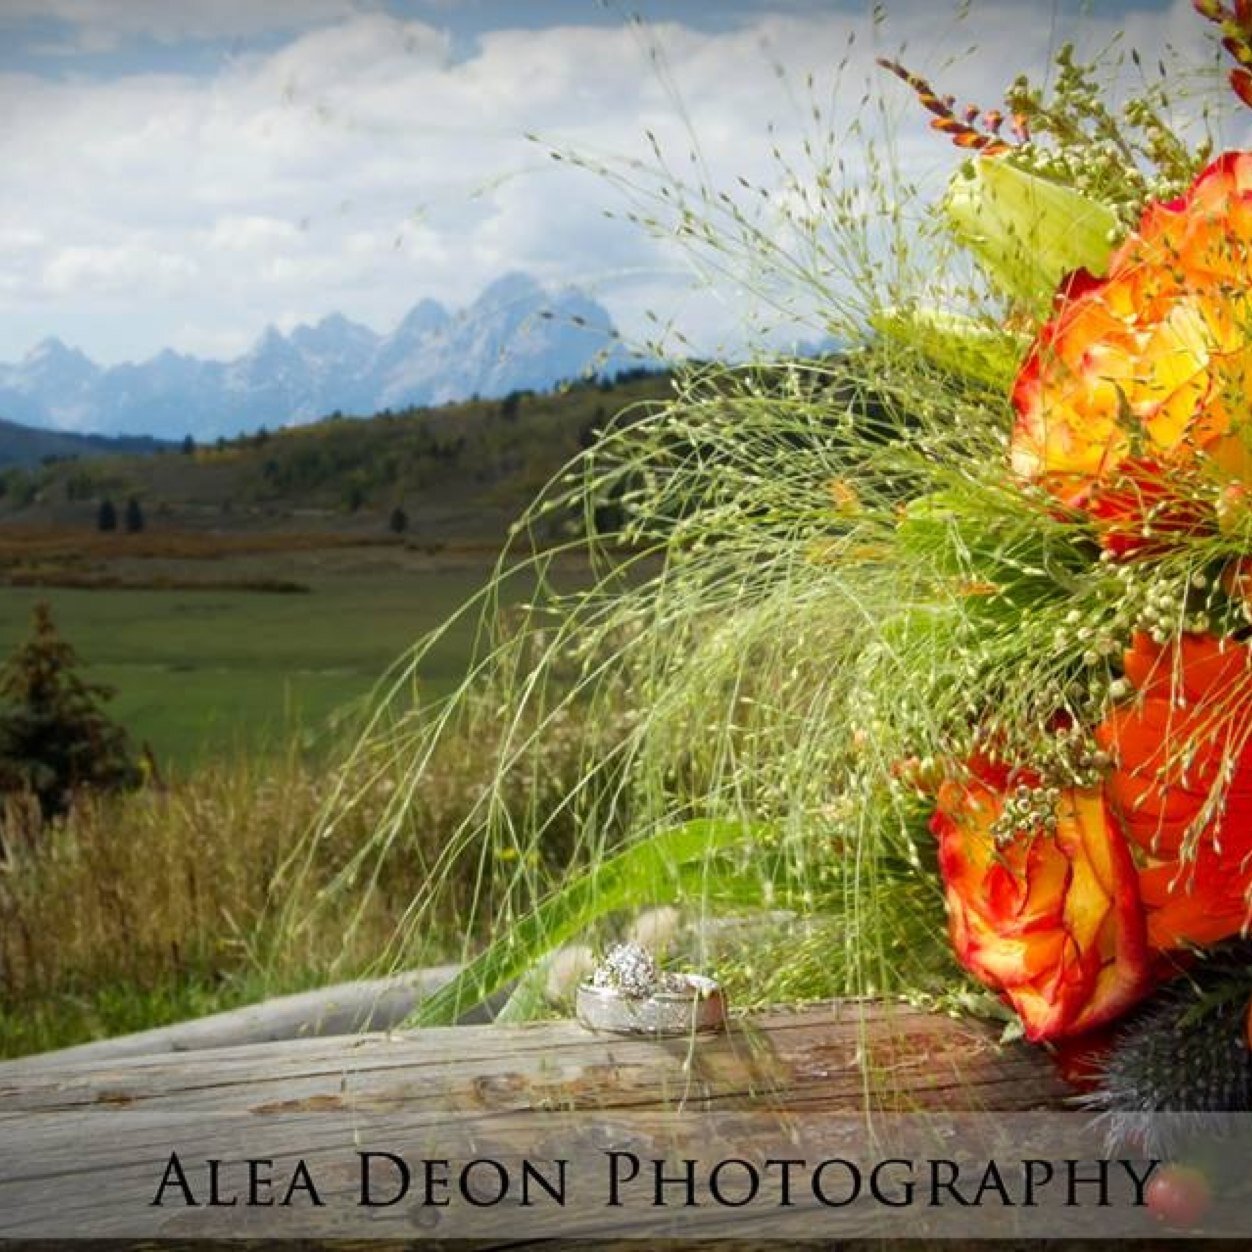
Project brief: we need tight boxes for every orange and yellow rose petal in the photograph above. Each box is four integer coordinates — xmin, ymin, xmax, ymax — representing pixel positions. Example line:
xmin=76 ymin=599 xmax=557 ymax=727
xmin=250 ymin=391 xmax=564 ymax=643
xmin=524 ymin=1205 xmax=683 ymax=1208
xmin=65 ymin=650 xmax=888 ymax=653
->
xmin=932 ymin=773 xmax=1153 ymax=1041
xmin=1009 ymin=152 xmax=1252 ymax=545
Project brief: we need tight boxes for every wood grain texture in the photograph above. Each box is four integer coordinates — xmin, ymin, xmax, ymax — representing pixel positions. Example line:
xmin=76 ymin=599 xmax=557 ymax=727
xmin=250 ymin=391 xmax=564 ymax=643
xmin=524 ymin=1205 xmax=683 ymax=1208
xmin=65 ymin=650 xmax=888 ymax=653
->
xmin=0 ymin=1001 xmax=1074 ymax=1241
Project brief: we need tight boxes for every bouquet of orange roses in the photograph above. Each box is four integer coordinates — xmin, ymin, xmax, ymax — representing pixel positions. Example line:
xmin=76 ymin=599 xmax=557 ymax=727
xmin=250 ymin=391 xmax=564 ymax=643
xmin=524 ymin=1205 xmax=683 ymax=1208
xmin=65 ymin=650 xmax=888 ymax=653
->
xmin=879 ymin=1 xmax=1252 ymax=1148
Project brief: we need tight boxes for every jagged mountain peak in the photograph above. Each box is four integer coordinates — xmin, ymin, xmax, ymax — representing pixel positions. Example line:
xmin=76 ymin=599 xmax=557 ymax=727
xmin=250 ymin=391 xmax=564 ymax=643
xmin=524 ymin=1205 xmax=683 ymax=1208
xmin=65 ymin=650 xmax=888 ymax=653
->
xmin=473 ymin=271 xmax=545 ymax=310
xmin=289 ymin=312 xmax=378 ymax=353
xmin=26 ymin=335 xmax=68 ymax=357
xmin=23 ymin=337 xmax=97 ymax=371
xmin=391 ymin=298 xmax=449 ymax=339
xmin=250 ymin=325 xmax=294 ymax=354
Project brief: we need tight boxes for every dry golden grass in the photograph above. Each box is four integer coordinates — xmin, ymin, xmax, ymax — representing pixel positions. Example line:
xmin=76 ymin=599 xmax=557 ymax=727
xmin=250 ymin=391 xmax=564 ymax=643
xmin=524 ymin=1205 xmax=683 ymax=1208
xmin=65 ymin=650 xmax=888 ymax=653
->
xmin=0 ymin=683 xmax=628 ymax=1057
xmin=0 ymin=740 xmax=433 ymax=1060
xmin=0 ymin=753 xmax=385 ymax=1004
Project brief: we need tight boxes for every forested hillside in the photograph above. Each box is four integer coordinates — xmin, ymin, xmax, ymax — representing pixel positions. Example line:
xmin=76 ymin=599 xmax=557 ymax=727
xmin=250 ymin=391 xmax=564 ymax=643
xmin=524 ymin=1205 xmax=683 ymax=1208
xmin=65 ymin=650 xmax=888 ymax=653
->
xmin=0 ymin=369 xmax=668 ymax=544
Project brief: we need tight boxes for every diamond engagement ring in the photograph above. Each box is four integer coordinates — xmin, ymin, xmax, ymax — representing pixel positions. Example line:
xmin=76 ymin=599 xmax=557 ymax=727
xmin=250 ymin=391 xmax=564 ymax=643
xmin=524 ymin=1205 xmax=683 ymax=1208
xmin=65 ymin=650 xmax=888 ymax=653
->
xmin=575 ymin=941 xmax=727 ymax=1036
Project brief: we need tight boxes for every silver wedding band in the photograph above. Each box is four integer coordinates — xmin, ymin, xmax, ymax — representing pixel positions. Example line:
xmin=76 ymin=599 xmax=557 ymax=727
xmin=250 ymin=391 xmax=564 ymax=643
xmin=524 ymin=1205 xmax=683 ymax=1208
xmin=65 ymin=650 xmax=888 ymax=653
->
xmin=576 ymin=973 xmax=727 ymax=1036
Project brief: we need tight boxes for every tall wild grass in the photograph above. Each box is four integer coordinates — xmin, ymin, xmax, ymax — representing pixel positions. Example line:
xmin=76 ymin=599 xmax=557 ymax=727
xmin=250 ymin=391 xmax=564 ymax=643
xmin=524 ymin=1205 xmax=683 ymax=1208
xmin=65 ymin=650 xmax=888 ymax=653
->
xmin=0 ymin=684 xmax=624 ymax=1057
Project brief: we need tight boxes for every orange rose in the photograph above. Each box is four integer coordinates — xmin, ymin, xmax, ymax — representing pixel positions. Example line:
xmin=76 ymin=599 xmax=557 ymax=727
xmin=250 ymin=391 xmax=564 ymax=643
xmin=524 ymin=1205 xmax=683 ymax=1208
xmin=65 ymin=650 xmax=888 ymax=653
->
xmin=931 ymin=760 xmax=1153 ymax=1041
xmin=1096 ymin=631 xmax=1252 ymax=948
xmin=1010 ymin=152 xmax=1252 ymax=531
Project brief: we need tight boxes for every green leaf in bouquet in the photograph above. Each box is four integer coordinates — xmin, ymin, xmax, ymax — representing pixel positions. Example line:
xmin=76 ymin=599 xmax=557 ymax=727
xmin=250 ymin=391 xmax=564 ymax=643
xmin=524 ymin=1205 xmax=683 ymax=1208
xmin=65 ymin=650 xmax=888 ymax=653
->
xmin=872 ymin=306 xmax=1028 ymax=392
xmin=896 ymin=488 xmax=1088 ymax=603
xmin=943 ymin=157 xmax=1120 ymax=311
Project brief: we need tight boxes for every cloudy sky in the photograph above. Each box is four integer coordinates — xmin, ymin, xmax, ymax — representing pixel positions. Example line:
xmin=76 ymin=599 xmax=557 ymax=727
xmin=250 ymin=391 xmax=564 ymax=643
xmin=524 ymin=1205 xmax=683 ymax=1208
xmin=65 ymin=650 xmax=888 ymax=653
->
xmin=0 ymin=0 xmax=1230 ymax=367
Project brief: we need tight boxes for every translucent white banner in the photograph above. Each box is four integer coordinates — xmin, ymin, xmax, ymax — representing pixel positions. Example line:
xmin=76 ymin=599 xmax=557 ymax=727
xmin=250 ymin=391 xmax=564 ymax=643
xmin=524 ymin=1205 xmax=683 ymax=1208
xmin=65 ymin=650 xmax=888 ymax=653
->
xmin=1 ymin=1109 xmax=1249 ymax=1239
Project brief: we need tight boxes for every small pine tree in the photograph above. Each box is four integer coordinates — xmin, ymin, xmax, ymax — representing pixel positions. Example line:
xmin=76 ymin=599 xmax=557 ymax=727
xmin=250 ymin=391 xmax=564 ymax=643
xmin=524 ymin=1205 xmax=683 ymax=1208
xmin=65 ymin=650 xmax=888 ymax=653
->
xmin=388 ymin=506 xmax=408 ymax=535
xmin=124 ymin=497 xmax=145 ymax=533
xmin=181 ymin=434 xmax=196 ymax=456
xmin=97 ymin=498 xmax=117 ymax=532
xmin=0 ymin=603 xmax=140 ymax=822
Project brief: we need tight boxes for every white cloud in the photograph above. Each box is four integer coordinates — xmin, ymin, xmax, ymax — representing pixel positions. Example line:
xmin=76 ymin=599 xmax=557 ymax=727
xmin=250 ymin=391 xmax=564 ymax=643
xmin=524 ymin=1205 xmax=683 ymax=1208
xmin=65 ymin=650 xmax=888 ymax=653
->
xmin=0 ymin=0 xmax=1237 ymax=365
xmin=206 ymin=215 xmax=304 ymax=252
xmin=0 ymin=225 xmax=46 ymax=252
xmin=42 ymin=244 xmax=199 ymax=297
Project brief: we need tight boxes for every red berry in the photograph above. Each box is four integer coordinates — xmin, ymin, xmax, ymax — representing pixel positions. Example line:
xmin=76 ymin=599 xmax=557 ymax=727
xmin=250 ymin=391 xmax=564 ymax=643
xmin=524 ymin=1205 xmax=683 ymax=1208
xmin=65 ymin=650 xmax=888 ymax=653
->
xmin=1145 ymin=1165 xmax=1212 ymax=1229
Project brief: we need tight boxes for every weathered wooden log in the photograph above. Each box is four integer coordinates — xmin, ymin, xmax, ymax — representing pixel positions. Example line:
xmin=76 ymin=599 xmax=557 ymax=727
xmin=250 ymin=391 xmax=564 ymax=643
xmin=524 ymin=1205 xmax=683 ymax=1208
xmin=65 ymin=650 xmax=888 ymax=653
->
xmin=9 ymin=965 xmax=501 ymax=1068
xmin=0 ymin=1001 xmax=1205 ymax=1242
xmin=0 ymin=999 xmax=1067 ymax=1113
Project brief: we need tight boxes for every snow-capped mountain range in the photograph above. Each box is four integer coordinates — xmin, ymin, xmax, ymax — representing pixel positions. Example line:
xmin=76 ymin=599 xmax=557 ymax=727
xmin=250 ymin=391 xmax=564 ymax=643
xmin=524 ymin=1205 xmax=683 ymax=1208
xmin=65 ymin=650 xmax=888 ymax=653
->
xmin=0 ymin=273 xmax=628 ymax=441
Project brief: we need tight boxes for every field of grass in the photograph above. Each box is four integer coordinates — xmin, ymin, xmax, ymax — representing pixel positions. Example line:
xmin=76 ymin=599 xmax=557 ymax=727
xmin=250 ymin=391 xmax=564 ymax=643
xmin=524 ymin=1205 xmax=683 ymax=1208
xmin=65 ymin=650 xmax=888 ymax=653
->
xmin=0 ymin=629 xmax=620 ymax=1058
xmin=0 ymin=377 xmax=661 ymax=1054
xmin=0 ymin=543 xmax=540 ymax=769
xmin=0 ymin=516 xmax=622 ymax=1057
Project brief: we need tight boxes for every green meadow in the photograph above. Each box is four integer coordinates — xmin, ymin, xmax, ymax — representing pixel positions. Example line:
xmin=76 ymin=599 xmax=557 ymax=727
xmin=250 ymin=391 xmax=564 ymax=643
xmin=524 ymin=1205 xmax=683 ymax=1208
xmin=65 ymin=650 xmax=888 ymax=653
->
xmin=0 ymin=547 xmax=507 ymax=769
xmin=0 ymin=537 xmax=617 ymax=1057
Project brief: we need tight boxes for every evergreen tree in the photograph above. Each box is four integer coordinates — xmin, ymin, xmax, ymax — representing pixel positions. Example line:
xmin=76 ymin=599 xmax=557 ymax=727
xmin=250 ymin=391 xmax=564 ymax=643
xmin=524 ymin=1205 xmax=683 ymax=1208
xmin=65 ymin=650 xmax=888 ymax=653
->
xmin=97 ymin=498 xmax=117 ymax=532
xmin=124 ymin=497 xmax=145 ymax=533
xmin=0 ymin=603 xmax=140 ymax=822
